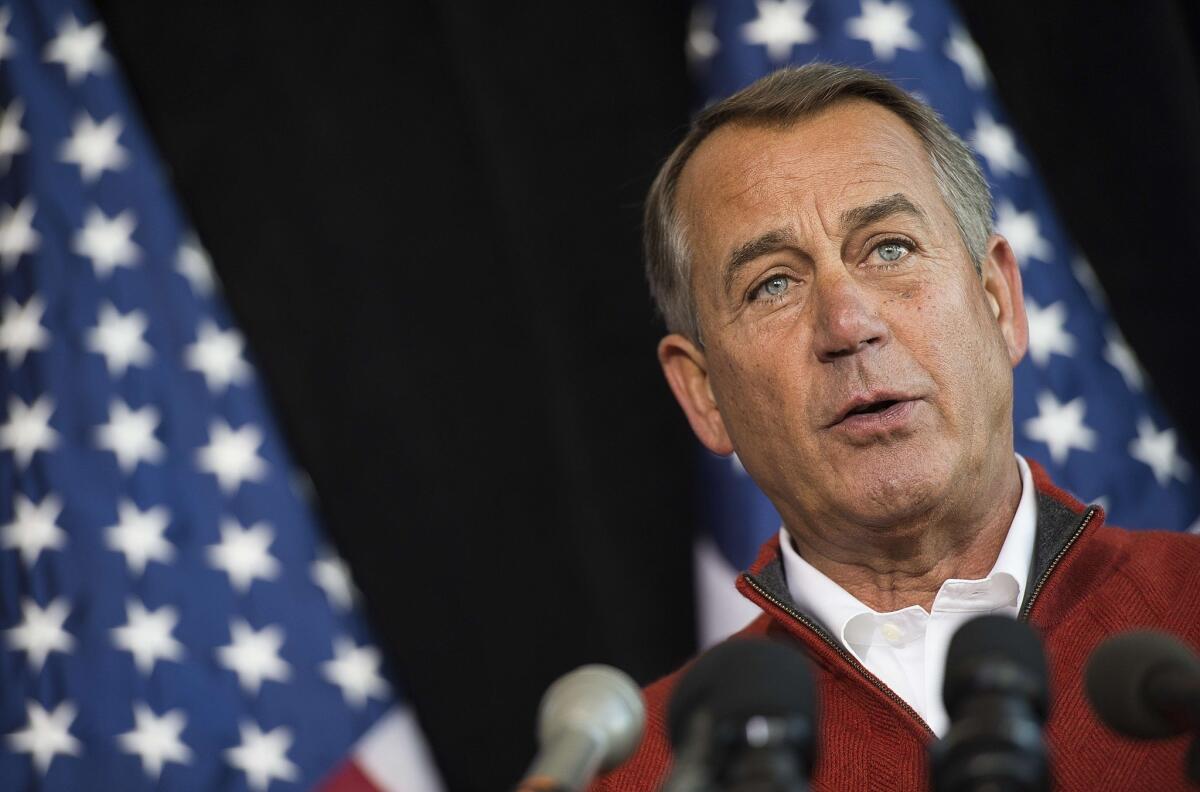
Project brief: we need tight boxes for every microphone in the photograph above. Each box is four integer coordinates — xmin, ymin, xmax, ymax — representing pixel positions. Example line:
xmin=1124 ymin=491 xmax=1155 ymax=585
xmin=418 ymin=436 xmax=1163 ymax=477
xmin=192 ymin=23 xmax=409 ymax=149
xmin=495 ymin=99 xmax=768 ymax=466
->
xmin=516 ymin=664 xmax=645 ymax=792
xmin=930 ymin=615 xmax=1050 ymax=792
xmin=664 ymin=637 xmax=817 ymax=792
xmin=1085 ymin=629 xmax=1200 ymax=783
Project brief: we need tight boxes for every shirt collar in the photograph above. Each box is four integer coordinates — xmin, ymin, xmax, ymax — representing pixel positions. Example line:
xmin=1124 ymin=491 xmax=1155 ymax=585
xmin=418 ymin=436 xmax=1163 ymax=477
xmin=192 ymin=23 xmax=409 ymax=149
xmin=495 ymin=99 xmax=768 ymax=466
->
xmin=778 ymin=453 xmax=1037 ymax=636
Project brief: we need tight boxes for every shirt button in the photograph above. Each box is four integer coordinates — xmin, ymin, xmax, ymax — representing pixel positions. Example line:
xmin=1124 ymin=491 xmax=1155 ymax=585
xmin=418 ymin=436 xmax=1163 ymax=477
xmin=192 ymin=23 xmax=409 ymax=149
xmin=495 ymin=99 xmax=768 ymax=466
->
xmin=881 ymin=623 xmax=904 ymax=643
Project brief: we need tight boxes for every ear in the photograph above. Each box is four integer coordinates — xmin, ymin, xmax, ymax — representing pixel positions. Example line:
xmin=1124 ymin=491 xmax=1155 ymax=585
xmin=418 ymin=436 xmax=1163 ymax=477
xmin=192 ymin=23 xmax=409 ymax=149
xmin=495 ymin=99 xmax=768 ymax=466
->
xmin=981 ymin=234 xmax=1028 ymax=367
xmin=657 ymin=333 xmax=735 ymax=456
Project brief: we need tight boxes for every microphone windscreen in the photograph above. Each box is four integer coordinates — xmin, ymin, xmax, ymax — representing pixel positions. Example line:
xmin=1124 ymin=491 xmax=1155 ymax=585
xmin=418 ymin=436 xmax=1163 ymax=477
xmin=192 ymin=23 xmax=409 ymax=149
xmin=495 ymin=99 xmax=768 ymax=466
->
xmin=537 ymin=664 xmax=645 ymax=771
xmin=1085 ymin=629 xmax=1200 ymax=739
xmin=943 ymin=615 xmax=1048 ymax=721
xmin=666 ymin=637 xmax=815 ymax=748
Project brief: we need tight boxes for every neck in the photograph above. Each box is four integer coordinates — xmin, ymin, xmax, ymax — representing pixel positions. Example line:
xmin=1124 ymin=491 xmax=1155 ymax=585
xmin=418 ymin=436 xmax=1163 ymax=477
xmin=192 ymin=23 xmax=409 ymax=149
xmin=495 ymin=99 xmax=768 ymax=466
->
xmin=782 ymin=454 xmax=1023 ymax=613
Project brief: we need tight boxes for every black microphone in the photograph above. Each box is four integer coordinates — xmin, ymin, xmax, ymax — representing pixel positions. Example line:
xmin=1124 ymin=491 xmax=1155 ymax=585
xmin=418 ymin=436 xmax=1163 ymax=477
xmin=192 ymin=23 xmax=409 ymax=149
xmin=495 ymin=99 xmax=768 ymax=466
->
xmin=516 ymin=664 xmax=645 ymax=792
xmin=930 ymin=615 xmax=1050 ymax=792
xmin=1085 ymin=629 xmax=1200 ymax=783
xmin=664 ymin=637 xmax=817 ymax=792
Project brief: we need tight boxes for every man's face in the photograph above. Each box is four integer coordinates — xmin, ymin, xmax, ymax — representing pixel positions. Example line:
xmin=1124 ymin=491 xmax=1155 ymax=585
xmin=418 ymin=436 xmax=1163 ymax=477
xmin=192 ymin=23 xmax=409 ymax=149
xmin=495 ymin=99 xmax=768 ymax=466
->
xmin=663 ymin=99 xmax=1027 ymax=529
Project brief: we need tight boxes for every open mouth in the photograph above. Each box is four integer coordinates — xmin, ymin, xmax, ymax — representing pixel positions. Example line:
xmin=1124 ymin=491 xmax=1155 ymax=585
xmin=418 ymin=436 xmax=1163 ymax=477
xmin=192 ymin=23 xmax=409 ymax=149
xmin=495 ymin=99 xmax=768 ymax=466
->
xmin=844 ymin=399 xmax=901 ymax=418
xmin=830 ymin=396 xmax=916 ymax=429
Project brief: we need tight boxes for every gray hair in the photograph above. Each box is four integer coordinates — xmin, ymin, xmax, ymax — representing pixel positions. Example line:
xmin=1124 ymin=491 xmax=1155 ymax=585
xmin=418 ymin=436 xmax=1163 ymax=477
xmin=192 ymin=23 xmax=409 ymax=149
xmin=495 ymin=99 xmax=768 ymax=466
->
xmin=645 ymin=63 xmax=993 ymax=342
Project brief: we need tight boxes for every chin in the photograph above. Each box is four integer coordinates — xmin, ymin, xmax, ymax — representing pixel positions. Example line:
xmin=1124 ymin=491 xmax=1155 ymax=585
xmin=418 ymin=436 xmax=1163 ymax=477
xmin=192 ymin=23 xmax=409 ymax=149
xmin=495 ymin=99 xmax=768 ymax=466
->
xmin=838 ymin=445 xmax=954 ymax=527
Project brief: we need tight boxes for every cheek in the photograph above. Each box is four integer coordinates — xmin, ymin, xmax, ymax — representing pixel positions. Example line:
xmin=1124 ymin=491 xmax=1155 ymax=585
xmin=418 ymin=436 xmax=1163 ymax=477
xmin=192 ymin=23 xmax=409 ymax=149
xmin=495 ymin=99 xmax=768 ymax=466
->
xmin=709 ymin=346 xmax=811 ymax=444
xmin=898 ymin=281 xmax=1010 ymax=411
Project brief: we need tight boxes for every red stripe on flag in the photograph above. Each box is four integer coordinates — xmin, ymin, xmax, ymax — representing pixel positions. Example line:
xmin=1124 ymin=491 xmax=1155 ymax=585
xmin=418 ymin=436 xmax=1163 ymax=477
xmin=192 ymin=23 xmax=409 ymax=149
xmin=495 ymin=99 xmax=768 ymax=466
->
xmin=319 ymin=759 xmax=384 ymax=792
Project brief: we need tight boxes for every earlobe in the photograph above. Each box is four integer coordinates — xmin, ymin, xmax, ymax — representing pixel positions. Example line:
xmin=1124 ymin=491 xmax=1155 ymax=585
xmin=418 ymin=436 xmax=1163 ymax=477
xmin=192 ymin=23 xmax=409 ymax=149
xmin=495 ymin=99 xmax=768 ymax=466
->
xmin=982 ymin=235 xmax=1029 ymax=367
xmin=657 ymin=333 xmax=735 ymax=456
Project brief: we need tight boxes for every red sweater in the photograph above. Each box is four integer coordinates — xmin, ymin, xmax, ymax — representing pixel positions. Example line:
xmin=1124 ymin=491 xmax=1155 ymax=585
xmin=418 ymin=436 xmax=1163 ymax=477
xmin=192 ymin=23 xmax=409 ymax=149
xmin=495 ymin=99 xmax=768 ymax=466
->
xmin=592 ymin=463 xmax=1200 ymax=791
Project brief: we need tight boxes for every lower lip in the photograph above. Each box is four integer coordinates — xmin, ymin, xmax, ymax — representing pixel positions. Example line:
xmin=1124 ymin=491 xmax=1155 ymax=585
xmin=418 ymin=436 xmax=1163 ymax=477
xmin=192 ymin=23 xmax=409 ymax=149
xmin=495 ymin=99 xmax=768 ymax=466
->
xmin=832 ymin=399 xmax=919 ymax=436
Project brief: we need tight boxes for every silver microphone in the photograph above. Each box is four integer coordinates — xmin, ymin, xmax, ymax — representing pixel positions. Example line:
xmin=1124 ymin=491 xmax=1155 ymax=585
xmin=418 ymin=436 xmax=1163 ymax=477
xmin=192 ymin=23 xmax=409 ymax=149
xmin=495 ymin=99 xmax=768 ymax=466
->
xmin=516 ymin=664 xmax=645 ymax=792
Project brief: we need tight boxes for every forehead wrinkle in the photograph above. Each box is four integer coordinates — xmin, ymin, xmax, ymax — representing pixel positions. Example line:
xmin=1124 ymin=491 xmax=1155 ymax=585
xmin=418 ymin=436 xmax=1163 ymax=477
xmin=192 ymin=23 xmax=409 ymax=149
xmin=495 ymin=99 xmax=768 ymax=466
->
xmin=735 ymin=152 xmax=923 ymax=231
xmin=719 ymin=155 xmax=829 ymax=209
xmin=679 ymin=108 xmax=950 ymax=321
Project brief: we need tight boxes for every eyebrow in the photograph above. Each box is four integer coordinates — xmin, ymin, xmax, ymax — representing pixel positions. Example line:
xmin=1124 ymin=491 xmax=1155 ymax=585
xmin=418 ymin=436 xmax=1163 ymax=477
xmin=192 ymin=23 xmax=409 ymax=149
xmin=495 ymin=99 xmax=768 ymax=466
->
xmin=720 ymin=193 xmax=927 ymax=297
xmin=722 ymin=228 xmax=798 ymax=296
xmin=839 ymin=193 xmax=926 ymax=234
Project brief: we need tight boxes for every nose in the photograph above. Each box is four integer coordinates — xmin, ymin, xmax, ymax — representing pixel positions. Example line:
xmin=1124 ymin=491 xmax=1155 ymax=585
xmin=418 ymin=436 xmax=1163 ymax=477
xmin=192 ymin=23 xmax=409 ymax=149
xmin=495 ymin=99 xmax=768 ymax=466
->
xmin=812 ymin=271 xmax=889 ymax=363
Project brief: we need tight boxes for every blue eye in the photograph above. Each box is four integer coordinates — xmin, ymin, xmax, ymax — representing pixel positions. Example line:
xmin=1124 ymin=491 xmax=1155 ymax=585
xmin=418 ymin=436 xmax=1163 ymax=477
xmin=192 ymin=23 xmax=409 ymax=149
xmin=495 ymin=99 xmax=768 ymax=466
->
xmin=874 ymin=240 xmax=912 ymax=265
xmin=754 ymin=275 xmax=790 ymax=301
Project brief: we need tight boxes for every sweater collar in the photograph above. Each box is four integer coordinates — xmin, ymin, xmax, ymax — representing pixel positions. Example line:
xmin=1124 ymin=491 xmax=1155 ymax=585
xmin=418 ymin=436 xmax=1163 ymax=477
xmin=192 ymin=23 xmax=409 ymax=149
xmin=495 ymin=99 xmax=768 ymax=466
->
xmin=777 ymin=454 xmax=1037 ymax=635
xmin=738 ymin=458 xmax=1103 ymax=634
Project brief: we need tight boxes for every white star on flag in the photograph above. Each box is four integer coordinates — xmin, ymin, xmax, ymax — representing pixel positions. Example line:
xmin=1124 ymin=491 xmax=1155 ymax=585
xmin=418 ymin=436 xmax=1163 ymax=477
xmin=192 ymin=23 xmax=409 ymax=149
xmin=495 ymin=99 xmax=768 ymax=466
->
xmin=1 ymin=493 xmax=66 ymax=568
xmin=0 ymin=197 xmax=40 ymax=269
xmin=105 ymin=499 xmax=175 ymax=576
xmin=6 ymin=700 xmax=82 ymax=776
xmin=185 ymin=319 xmax=252 ymax=393
xmin=43 ymin=14 xmax=109 ymax=83
xmin=0 ymin=394 xmax=59 ymax=469
xmin=86 ymin=302 xmax=154 ymax=377
xmin=73 ymin=206 xmax=141 ymax=277
xmin=969 ymin=110 xmax=1027 ymax=177
xmin=176 ymin=237 xmax=218 ymax=296
xmin=944 ymin=23 xmax=987 ymax=89
xmin=5 ymin=597 xmax=74 ymax=673
xmin=224 ymin=721 xmax=299 ymax=792
xmin=1129 ymin=416 xmax=1190 ymax=487
xmin=116 ymin=703 xmax=193 ymax=781
xmin=0 ymin=98 xmax=29 ymax=173
xmin=207 ymin=518 xmax=281 ymax=593
xmin=1023 ymin=391 xmax=1097 ymax=465
xmin=0 ymin=7 xmax=15 ymax=62
xmin=95 ymin=399 xmax=166 ymax=473
xmin=216 ymin=619 xmax=292 ymax=695
xmin=742 ymin=0 xmax=816 ymax=63
xmin=995 ymin=199 xmax=1052 ymax=265
xmin=1025 ymin=298 xmax=1076 ymax=366
xmin=322 ymin=636 xmax=391 ymax=708
xmin=312 ymin=546 xmax=359 ymax=610
xmin=196 ymin=420 xmax=269 ymax=494
xmin=111 ymin=599 xmax=185 ymax=675
xmin=688 ymin=5 xmax=720 ymax=65
xmin=845 ymin=0 xmax=922 ymax=61
xmin=0 ymin=1 xmax=438 ymax=785
xmin=1103 ymin=329 xmax=1143 ymax=391
xmin=59 ymin=111 xmax=129 ymax=182
xmin=0 ymin=294 xmax=50 ymax=366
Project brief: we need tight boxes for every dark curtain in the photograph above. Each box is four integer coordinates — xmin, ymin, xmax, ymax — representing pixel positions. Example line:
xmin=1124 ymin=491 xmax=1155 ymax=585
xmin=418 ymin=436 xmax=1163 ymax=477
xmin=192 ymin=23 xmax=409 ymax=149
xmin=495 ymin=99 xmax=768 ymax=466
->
xmin=91 ymin=1 xmax=1200 ymax=789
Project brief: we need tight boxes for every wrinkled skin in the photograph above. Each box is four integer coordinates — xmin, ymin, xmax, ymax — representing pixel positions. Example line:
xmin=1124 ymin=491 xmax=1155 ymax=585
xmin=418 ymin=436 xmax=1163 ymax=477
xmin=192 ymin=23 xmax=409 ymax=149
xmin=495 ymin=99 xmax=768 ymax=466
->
xmin=659 ymin=100 xmax=1030 ymax=609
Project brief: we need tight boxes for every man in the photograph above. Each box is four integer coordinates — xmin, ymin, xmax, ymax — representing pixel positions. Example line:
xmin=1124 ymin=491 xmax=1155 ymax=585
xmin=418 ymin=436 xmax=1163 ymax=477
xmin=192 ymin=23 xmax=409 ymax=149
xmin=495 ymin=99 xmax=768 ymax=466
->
xmin=592 ymin=64 xmax=1200 ymax=791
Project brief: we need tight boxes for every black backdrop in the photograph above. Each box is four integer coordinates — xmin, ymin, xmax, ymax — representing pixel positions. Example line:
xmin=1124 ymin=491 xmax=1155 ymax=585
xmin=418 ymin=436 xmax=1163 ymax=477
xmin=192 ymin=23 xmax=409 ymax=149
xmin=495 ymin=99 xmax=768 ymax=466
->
xmin=90 ymin=2 xmax=1200 ymax=789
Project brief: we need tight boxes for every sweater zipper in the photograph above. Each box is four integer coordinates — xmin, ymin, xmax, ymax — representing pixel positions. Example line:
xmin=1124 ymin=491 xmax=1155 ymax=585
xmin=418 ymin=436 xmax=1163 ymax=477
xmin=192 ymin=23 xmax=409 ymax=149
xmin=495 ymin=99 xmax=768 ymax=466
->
xmin=1018 ymin=506 xmax=1097 ymax=622
xmin=741 ymin=573 xmax=935 ymax=738
xmin=741 ymin=505 xmax=1097 ymax=740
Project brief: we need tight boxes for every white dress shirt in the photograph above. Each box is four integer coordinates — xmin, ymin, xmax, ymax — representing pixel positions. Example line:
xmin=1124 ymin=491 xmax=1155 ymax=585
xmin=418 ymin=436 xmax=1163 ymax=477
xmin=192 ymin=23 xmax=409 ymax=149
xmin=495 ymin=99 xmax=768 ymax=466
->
xmin=779 ymin=455 xmax=1036 ymax=736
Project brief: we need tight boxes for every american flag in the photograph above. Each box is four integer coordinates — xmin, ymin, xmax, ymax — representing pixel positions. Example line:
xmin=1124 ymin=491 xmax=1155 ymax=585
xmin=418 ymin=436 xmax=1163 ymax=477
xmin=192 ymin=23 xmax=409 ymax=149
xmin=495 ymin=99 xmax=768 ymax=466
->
xmin=688 ymin=0 xmax=1200 ymax=646
xmin=0 ymin=0 xmax=442 ymax=789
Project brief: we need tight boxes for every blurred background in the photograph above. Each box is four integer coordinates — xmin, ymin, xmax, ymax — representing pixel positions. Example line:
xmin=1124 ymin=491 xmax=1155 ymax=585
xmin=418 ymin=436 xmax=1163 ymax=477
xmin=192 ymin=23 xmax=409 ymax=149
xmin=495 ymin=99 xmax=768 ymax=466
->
xmin=3 ymin=0 xmax=1200 ymax=790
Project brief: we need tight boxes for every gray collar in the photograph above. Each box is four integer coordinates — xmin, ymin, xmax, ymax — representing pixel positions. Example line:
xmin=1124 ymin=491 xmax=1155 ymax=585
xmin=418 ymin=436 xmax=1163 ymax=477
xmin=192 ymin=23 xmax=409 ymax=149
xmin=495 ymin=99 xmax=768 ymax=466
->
xmin=742 ymin=489 xmax=1094 ymax=632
